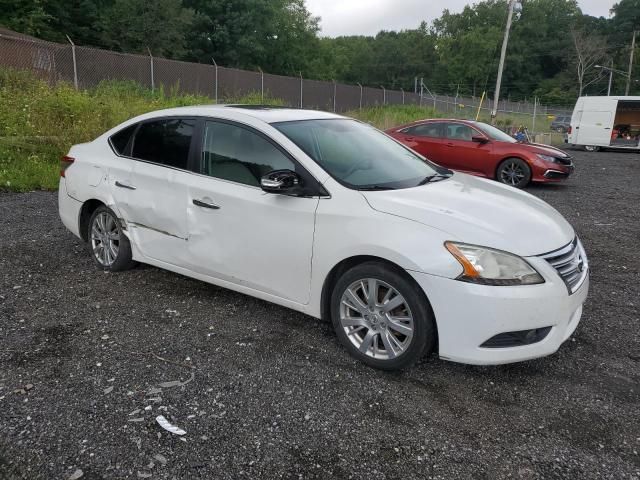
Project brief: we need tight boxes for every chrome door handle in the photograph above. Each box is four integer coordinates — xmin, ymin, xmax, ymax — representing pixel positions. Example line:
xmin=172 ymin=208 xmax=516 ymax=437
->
xmin=193 ymin=199 xmax=220 ymax=210
xmin=115 ymin=181 xmax=136 ymax=190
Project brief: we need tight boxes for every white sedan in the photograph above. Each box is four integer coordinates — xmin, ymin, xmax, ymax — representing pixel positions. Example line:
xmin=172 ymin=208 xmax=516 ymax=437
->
xmin=58 ymin=106 xmax=589 ymax=370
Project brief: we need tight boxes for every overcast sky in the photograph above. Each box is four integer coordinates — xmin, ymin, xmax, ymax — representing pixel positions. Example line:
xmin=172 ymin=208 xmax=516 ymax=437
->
xmin=305 ymin=0 xmax=618 ymax=37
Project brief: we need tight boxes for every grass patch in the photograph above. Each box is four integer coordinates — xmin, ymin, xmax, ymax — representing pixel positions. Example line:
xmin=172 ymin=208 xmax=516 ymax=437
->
xmin=347 ymin=105 xmax=440 ymax=130
xmin=0 ymin=68 xmax=563 ymax=192
xmin=0 ymin=68 xmax=285 ymax=192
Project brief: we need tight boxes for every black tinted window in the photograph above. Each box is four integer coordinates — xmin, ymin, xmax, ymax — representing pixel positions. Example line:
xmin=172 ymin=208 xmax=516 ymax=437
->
xmin=201 ymin=121 xmax=294 ymax=187
xmin=405 ymin=123 xmax=444 ymax=138
xmin=445 ymin=123 xmax=474 ymax=141
xmin=132 ymin=119 xmax=195 ymax=169
xmin=110 ymin=124 xmax=137 ymax=155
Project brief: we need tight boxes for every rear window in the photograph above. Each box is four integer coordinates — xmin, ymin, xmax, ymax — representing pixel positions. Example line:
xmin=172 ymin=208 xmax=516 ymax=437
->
xmin=109 ymin=124 xmax=137 ymax=155
xmin=131 ymin=118 xmax=195 ymax=169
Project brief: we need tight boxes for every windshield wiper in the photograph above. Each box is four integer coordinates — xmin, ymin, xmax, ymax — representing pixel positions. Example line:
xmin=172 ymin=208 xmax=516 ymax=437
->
xmin=357 ymin=185 xmax=397 ymax=191
xmin=418 ymin=173 xmax=451 ymax=186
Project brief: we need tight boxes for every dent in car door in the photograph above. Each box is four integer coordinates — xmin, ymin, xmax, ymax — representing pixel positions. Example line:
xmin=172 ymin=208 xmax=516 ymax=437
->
xmin=186 ymin=119 xmax=319 ymax=304
xmin=119 ymin=118 xmax=195 ymax=265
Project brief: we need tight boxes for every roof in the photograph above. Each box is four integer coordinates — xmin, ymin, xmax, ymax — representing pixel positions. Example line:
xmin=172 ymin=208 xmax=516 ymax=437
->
xmin=140 ymin=105 xmax=344 ymax=124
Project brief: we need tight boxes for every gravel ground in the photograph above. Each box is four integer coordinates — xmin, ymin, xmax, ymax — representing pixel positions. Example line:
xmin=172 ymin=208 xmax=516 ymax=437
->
xmin=1 ymin=149 xmax=639 ymax=480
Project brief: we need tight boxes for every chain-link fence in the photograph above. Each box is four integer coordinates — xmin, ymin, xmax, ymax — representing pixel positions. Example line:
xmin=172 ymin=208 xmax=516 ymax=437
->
xmin=0 ymin=29 xmax=573 ymax=137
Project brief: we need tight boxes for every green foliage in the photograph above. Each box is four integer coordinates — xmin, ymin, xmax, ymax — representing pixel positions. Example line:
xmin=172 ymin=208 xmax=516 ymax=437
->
xmin=0 ymin=68 xmax=210 ymax=191
xmin=100 ymin=0 xmax=195 ymax=57
xmin=1 ymin=0 xmax=638 ymax=98
xmin=347 ymin=105 xmax=441 ymax=131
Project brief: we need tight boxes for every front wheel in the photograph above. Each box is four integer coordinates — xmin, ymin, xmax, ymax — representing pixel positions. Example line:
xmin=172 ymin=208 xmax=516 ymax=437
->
xmin=496 ymin=158 xmax=531 ymax=188
xmin=584 ymin=145 xmax=600 ymax=152
xmin=330 ymin=262 xmax=436 ymax=370
xmin=88 ymin=205 xmax=137 ymax=271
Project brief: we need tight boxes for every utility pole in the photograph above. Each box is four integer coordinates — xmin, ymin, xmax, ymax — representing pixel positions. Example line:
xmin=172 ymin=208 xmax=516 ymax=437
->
xmin=491 ymin=0 xmax=519 ymax=125
xmin=608 ymin=60 xmax=613 ymax=96
xmin=626 ymin=31 xmax=637 ymax=96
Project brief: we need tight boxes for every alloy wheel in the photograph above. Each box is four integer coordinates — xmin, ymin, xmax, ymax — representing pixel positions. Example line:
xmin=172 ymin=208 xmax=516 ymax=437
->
xmin=339 ymin=278 xmax=414 ymax=360
xmin=500 ymin=160 xmax=526 ymax=186
xmin=90 ymin=211 xmax=121 ymax=267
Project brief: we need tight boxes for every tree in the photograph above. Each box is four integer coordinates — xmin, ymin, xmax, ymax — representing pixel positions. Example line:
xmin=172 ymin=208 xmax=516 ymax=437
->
xmin=0 ymin=0 xmax=50 ymax=37
xmin=99 ymin=0 xmax=195 ymax=58
xmin=570 ymin=27 xmax=607 ymax=96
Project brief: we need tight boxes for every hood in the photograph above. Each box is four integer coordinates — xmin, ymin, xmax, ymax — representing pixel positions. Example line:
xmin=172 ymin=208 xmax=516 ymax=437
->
xmin=521 ymin=142 xmax=570 ymax=158
xmin=362 ymin=173 xmax=574 ymax=257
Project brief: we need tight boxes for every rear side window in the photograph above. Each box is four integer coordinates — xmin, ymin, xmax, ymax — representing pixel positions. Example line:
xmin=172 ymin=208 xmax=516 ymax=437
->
xmin=132 ymin=118 xmax=195 ymax=169
xmin=109 ymin=124 xmax=137 ymax=155
xmin=404 ymin=123 xmax=444 ymax=138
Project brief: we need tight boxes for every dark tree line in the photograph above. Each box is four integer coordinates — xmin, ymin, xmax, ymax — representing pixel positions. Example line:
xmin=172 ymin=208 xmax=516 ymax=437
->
xmin=1 ymin=0 xmax=638 ymax=104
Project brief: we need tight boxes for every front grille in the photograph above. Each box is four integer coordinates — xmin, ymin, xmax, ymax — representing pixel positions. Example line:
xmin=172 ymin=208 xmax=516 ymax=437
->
xmin=554 ymin=156 xmax=573 ymax=166
xmin=539 ymin=237 xmax=588 ymax=294
xmin=480 ymin=327 xmax=552 ymax=348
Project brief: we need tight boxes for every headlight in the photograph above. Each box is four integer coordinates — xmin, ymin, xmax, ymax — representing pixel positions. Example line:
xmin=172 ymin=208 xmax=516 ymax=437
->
xmin=445 ymin=242 xmax=544 ymax=286
xmin=537 ymin=153 xmax=557 ymax=163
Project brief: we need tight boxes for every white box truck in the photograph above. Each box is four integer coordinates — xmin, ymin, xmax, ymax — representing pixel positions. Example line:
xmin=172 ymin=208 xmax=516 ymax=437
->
xmin=567 ymin=96 xmax=640 ymax=152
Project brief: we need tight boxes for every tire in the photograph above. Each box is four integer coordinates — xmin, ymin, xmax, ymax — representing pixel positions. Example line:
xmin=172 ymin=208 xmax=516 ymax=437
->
xmin=330 ymin=261 xmax=436 ymax=371
xmin=496 ymin=158 xmax=532 ymax=188
xmin=584 ymin=145 xmax=600 ymax=152
xmin=87 ymin=205 xmax=137 ymax=271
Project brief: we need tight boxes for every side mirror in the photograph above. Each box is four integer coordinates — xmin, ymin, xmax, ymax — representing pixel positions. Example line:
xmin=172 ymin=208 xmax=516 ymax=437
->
xmin=472 ymin=135 xmax=489 ymax=144
xmin=260 ymin=169 xmax=302 ymax=195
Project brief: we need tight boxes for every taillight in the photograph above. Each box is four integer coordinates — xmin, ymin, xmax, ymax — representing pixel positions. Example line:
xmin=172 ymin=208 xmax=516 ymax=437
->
xmin=567 ymin=126 xmax=572 ymax=134
xmin=60 ymin=155 xmax=74 ymax=177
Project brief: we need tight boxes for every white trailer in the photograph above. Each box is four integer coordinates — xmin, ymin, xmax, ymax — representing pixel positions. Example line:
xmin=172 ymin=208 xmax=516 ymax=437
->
xmin=567 ymin=96 xmax=640 ymax=152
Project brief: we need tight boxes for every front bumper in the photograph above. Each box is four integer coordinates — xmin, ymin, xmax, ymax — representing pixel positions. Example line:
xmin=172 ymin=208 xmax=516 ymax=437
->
xmin=409 ymin=264 xmax=589 ymax=365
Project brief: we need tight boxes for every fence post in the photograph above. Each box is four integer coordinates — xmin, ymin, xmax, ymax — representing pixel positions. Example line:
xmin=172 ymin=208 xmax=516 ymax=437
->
xmin=401 ymin=88 xmax=405 ymax=105
xmin=258 ymin=67 xmax=264 ymax=103
xmin=433 ymin=94 xmax=436 ymax=110
xmin=381 ymin=85 xmax=386 ymax=105
xmin=532 ymin=96 xmax=537 ymax=134
xmin=332 ymin=80 xmax=337 ymax=112
xmin=419 ymin=78 xmax=423 ymax=106
xmin=211 ymin=57 xmax=218 ymax=103
xmin=65 ymin=35 xmax=78 ymax=89
xmin=357 ymin=83 xmax=363 ymax=110
xmin=299 ymin=72 xmax=303 ymax=108
xmin=147 ymin=47 xmax=154 ymax=91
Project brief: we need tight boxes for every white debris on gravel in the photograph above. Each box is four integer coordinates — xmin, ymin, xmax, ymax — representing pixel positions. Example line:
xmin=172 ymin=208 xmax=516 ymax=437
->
xmin=156 ymin=415 xmax=186 ymax=436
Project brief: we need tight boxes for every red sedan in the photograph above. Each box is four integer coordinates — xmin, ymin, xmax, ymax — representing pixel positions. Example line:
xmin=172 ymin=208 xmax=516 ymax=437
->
xmin=386 ymin=119 xmax=574 ymax=188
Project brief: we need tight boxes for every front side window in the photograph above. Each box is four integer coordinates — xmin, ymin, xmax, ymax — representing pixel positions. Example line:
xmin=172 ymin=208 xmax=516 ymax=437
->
xmin=445 ymin=123 xmax=474 ymax=142
xmin=131 ymin=118 xmax=195 ymax=169
xmin=405 ymin=123 xmax=444 ymax=138
xmin=200 ymin=121 xmax=295 ymax=187
xmin=274 ymin=119 xmax=450 ymax=190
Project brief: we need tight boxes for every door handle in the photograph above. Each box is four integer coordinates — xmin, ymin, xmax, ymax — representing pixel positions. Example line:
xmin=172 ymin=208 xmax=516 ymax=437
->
xmin=446 ymin=143 xmax=454 ymax=147
xmin=115 ymin=181 xmax=136 ymax=190
xmin=193 ymin=199 xmax=220 ymax=210
xmin=405 ymin=136 xmax=415 ymax=141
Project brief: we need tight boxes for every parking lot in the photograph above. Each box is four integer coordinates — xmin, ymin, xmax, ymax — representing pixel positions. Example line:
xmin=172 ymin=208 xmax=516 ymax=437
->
xmin=0 ymin=149 xmax=639 ymax=480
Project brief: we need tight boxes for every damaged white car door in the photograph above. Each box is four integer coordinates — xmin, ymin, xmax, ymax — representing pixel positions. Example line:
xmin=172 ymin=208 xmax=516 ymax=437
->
xmin=112 ymin=117 xmax=195 ymax=266
xmin=186 ymin=119 xmax=319 ymax=304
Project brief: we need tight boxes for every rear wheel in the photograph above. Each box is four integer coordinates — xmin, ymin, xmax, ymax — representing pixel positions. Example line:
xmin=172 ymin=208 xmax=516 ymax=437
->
xmin=330 ymin=262 xmax=436 ymax=370
xmin=88 ymin=205 xmax=137 ymax=271
xmin=584 ymin=145 xmax=600 ymax=152
xmin=496 ymin=158 xmax=531 ymax=188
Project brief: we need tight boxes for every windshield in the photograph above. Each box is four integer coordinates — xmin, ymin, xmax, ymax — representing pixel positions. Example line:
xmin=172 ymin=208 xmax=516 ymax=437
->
xmin=274 ymin=119 xmax=450 ymax=190
xmin=472 ymin=122 xmax=517 ymax=143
